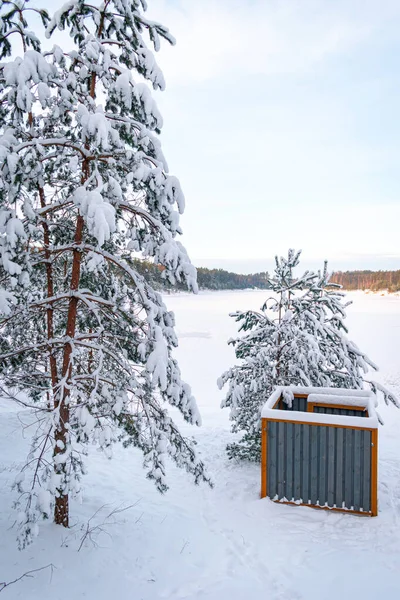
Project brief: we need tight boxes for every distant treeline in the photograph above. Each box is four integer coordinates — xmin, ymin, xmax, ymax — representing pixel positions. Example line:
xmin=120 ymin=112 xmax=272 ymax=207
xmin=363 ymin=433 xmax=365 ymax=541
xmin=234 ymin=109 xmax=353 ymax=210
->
xmin=132 ymin=259 xmax=400 ymax=293
xmin=131 ymin=259 xmax=269 ymax=290
xmin=196 ymin=268 xmax=269 ymax=290
xmin=330 ymin=270 xmax=400 ymax=292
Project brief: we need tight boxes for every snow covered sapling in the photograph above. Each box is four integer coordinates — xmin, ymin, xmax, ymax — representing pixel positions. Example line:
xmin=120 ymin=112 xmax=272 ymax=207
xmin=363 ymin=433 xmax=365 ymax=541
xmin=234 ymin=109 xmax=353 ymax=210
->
xmin=218 ymin=249 xmax=398 ymax=462
xmin=0 ymin=0 xmax=211 ymax=547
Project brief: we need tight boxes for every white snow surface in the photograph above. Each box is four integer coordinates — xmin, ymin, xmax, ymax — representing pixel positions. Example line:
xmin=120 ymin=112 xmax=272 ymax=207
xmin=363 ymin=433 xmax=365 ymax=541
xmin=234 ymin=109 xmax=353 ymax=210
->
xmin=307 ymin=393 xmax=371 ymax=407
xmin=271 ymin=386 xmax=375 ymax=398
xmin=263 ymin=407 xmax=378 ymax=428
xmin=1 ymin=290 xmax=400 ymax=599
xmin=262 ymin=386 xmax=378 ymax=427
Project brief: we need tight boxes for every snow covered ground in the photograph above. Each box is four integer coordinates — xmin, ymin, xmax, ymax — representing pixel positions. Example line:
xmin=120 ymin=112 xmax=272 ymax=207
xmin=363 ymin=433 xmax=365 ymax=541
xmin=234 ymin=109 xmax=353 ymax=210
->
xmin=1 ymin=290 xmax=400 ymax=599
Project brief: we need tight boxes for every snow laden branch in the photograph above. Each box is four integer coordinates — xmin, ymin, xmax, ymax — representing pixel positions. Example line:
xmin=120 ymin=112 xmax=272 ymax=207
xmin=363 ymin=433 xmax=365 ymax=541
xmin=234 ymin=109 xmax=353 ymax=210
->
xmin=0 ymin=0 xmax=209 ymax=547
xmin=219 ymin=249 xmax=399 ymax=461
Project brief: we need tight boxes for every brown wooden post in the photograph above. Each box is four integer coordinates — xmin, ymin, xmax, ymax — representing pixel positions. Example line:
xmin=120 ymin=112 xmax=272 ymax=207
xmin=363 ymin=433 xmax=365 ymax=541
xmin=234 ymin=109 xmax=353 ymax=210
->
xmin=371 ymin=428 xmax=378 ymax=516
xmin=261 ymin=418 xmax=267 ymax=499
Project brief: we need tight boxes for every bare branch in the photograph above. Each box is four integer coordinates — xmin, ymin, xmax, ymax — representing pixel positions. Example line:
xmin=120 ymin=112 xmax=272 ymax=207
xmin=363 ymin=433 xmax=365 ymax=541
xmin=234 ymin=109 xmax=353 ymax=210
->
xmin=77 ymin=502 xmax=140 ymax=552
xmin=0 ymin=564 xmax=56 ymax=594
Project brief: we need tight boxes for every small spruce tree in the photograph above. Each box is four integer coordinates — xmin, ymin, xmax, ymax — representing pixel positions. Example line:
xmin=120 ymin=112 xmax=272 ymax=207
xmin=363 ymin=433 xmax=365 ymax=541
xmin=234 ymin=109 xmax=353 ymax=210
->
xmin=0 ymin=0 xmax=211 ymax=547
xmin=218 ymin=249 xmax=398 ymax=462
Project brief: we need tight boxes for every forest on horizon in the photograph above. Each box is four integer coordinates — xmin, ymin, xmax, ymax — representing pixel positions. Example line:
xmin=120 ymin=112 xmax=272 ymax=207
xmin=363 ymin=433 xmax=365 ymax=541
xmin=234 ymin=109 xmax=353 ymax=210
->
xmin=330 ymin=270 xmax=400 ymax=292
xmin=132 ymin=259 xmax=400 ymax=293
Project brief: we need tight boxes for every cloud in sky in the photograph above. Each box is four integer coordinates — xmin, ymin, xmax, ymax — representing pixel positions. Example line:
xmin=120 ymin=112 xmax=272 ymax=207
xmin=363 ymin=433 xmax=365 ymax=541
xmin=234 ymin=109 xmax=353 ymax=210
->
xmin=143 ymin=0 xmax=400 ymax=269
xmin=147 ymin=0 xmax=375 ymax=82
xmin=35 ymin=0 xmax=400 ymax=270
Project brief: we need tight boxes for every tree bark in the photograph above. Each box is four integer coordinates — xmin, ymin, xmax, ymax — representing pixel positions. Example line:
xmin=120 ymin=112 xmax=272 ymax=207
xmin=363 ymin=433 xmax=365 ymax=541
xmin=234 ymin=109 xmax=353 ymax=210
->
xmin=53 ymin=0 xmax=108 ymax=528
xmin=53 ymin=215 xmax=84 ymax=526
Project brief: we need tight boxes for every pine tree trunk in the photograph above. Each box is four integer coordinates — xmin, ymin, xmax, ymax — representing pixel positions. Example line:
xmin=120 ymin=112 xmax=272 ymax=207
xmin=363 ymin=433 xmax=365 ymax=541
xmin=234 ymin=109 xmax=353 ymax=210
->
xmin=53 ymin=394 xmax=70 ymax=527
xmin=52 ymin=0 xmax=104 ymax=514
xmin=54 ymin=215 xmax=85 ymax=526
xmin=52 ymin=27 xmax=100 ymax=521
xmin=39 ymin=185 xmax=67 ymax=523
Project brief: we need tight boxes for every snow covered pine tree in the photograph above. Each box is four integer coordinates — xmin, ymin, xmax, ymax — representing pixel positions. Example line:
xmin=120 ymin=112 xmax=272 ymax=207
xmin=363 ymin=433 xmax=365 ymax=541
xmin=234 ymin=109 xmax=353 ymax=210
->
xmin=0 ymin=0 xmax=211 ymax=547
xmin=218 ymin=249 xmax=399 ymax=462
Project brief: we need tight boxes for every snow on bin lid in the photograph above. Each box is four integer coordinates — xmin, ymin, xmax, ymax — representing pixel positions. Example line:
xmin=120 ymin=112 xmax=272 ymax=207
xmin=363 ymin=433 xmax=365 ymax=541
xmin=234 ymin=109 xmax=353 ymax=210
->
xmin=307 ymin=393 xmax=369 ymax=408
xmin=261 ymin=386 xmax=378 ymax=428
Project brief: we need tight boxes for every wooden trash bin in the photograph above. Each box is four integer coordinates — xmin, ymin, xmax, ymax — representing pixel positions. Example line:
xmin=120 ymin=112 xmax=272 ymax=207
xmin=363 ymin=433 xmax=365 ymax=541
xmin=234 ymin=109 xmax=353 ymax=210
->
xmin=261 ymin=386 xmax=378 ymax=516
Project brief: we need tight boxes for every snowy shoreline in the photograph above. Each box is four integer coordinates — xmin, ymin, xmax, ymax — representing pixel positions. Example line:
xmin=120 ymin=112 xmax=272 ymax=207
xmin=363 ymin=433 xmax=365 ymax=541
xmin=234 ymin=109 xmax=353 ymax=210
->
xmin=163 ymin=287 xmax=400 ymax=297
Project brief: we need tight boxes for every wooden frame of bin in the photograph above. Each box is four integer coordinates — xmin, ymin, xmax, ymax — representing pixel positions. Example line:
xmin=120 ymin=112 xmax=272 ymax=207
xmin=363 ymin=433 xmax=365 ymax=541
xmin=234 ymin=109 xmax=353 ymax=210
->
xmin=307 ymin=402 xmax=366 ymax=414
xmin=261 ymin=392 xmax=378 ymax=517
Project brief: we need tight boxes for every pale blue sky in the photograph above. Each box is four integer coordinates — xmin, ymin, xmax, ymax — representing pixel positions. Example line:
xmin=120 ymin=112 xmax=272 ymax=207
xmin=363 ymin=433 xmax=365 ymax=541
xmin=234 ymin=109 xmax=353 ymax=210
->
xmin=144 ymin=0 xmax=400 ymax=272
xmin=36 ymin=0 xmax=400 ymax=272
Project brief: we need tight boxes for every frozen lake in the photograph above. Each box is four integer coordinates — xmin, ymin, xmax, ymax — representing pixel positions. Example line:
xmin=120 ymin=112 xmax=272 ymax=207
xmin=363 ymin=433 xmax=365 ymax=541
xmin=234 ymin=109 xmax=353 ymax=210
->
xmin=167 ymin=290 xmax=400 ymax=423
xmin=1 ymin=290 xmax=400 ymax=600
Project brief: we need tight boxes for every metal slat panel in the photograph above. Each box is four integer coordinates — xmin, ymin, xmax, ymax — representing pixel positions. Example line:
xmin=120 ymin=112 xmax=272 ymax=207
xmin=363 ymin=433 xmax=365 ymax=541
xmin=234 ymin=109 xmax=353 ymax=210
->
xmin=310 ymin=426 xmax=319 ymax=504
xmin=335 ymin=428 xmax=344 ymax=508
xmin=353 ymin=429 xmax=362 ymax=511
xmin=362 ymin=430 xmax=371 ymax=512
xmin=281 ymin=396 xmax=308 ymax=413
xmin=344 ymin=428 xmax=354 ymax=509
xmin=313 ymin=406 xmax=368 ymax=417
xmin=285 ymin=397 xmax=297 ymax=412
xmin=294 ymin=423 xmax=302 ymax=500
xmin=318 ymin=426 xmax=327 ymax=506
xmin=359 ymin=428 xmax=365 ymax=509
xmin=327 ymin=426 xmax=335 ymax=507
xmin=302 ymin=424 xmax=310 ymax=503
xmin=285 ymin=422 xmax=294 ymax=500
xmin=277 ymin=421 xmax=286 ymax=498
xmin=298 ymin=397 xmax=307 ymax=413
xmin=265 ymin=418 xmax=374 ymax=513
